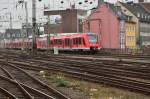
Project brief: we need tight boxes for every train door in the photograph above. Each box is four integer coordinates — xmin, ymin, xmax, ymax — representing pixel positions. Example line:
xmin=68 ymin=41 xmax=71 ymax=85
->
xmin=64 ymin=38 xmax=70 ymax=49
xmin=82 ymin=34 xmax=89 ymax=48
xmin=62 ymin=36 xmax=65 ymax=49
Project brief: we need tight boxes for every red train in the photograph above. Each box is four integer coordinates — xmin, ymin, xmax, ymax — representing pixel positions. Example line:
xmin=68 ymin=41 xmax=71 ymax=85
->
xmin=0 ymin=32 xmax=100 ymax=51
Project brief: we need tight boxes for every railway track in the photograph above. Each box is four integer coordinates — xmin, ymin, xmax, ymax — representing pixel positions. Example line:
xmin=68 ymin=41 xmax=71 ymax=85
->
xmin=0 ymin=87 xmax=18 ymax=99
xmin=1 ymin=48 xmax=150 ymax=60
xmin=17 ymin=55 xmax=150 ymax=77
xmin=5 ymin=60 xmax=150 ymax=96
xmin=50 ymin=50 xmax=150 ymax=59
xmin=1 ymin=52 xmax=150 ymax=79
xmin=0 ymin=75 xmax=25 ymax=99
xmin=0 ymin=62 xmax=71 ymax=99
xmin=3 ymin=64 xmax=70 ymax=99
xmin=1 ymin=56 xmax=150 ymax=96
xmin=0 ymin=49 xmax=150 ymax=96
xmin=0 ymin=66 xmax=30 ymax=99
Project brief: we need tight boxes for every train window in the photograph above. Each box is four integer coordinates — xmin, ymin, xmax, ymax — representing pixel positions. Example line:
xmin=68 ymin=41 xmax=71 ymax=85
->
xmin=78 ymin=38 xmax=82 ymax=45
xmin=87 ymin=34 xmax=97 ymax=43
xmin=54 ymin=40 xmax=56 ymax=44
xmin=75 ymin=38 xmax=77 ymax=45
xmin=73 ymin=38 xmax=82 ymax=45
xmin=54 ymin=39 xmax=62 ymax=45
xmin=67 ymin=39 xmax=70 ymax=45
xmin=70 ymin=39 xmax=72 ymax=46
xmin=59 ymin=39 xmax=62 ymax=44
xmin=73 ymin=38 xmax=77 ymax=45
xmin=54 ymin=39 xmax=57 ymax=45
xmin=50 ymin=40 xmax=53 ymax=45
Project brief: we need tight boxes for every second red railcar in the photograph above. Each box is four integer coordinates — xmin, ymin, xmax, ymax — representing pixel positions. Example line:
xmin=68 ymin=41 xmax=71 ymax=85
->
xmin=37 ymin=32 xmax=100 ymax=51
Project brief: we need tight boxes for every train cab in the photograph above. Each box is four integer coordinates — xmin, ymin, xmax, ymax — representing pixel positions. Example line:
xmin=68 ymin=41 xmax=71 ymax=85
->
xmin=86 ymin=33 xmax=100 ymax=51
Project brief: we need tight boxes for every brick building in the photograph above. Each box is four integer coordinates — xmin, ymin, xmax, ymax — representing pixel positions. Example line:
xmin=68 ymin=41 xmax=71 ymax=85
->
xmin=89 ymin=3 xmax=125 ymax=49
xmin=44 ymin=9 xmax=87 ymax=34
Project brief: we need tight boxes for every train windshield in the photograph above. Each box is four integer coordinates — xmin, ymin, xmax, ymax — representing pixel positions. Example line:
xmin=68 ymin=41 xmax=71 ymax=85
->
xmin=87 ymin=33 xmax=97 ymax=43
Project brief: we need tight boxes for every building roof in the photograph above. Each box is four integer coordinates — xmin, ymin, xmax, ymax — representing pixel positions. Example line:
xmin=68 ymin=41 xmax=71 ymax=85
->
xmin=140 ymin=3 xmax=150 ymax=13
xmin=91 ymin=2 xmax=125 ymax=20
xmin=106 ymin=3 xmax=125 ymax=20
xmin=120 ymin=2 xmax=150 ymax=22
xmin=44 ymin=9 xmax=87 ymax=16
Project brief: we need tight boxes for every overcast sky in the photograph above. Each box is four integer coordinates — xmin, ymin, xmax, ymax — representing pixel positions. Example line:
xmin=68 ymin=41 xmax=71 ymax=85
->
xmin=0 ymin=0 xmax=134 ymax=32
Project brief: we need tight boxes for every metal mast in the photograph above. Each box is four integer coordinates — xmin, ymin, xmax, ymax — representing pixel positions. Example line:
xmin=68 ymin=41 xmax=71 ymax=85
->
xmin=25 ymin=1 xmax=29 ymax=37
xmin=32 ymin=0 xmax=37 ymax=52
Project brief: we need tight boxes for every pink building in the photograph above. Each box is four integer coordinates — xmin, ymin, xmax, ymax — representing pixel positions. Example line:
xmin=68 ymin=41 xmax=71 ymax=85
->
xmin=89 ymin=3 xmax=125 ymax=49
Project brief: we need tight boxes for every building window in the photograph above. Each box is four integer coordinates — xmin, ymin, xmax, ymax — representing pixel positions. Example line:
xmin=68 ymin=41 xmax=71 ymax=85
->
xmin=127 ymin=36 xmax=135 ymax=41
xmin=133 ymin=26 xmax=135 ymax=32
xmin=127 ymin=36 xmax=131 ymax=41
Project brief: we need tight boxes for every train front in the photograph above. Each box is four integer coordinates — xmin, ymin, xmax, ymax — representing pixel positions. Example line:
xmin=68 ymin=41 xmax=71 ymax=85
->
xmin=87 ymin=33 xmax=100 ymax=51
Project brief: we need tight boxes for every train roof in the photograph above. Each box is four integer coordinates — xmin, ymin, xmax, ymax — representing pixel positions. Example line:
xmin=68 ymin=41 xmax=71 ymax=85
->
xmin=28 ymin=33 xmax=97 ymax=38
xmin=41 ymin=32 xmax=97 ymax=37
